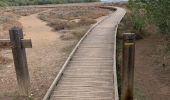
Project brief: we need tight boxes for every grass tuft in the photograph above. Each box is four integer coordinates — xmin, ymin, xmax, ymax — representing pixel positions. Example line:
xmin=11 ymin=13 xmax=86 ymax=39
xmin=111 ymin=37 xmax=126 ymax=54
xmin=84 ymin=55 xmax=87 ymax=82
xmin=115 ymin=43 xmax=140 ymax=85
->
xmin=78 ymin=18 xmax=96 ymax=26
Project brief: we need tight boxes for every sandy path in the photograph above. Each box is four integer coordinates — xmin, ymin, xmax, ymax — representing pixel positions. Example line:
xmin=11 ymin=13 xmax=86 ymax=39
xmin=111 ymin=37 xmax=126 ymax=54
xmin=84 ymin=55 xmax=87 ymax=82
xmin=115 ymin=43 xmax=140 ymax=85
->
xmin=20 ymin=14 xmax=59 ymax=43
xmin=19 ymin=14 xmax=75 ymax=99
xmin=19 ymin=14 xmax=63 ymax=66
xmin=0 ymin=13 xmax=71 ymax=100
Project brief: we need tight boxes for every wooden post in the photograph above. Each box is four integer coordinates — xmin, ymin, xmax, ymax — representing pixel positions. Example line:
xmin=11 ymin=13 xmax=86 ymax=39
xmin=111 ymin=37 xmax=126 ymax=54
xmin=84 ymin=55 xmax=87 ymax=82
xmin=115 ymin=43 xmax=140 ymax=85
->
xmin=9 ymin=27 xmax=31 ymax=95
xmin=121 ymin=33 xmax=136 ymax=100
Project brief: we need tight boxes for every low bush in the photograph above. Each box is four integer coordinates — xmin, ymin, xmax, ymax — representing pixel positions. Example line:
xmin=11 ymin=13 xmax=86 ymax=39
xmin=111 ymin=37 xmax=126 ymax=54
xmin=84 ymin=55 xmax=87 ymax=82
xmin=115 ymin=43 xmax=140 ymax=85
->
xmin=118 ymin=11 xmax=146 ymax=40
xmin=39 ymin=8 xmax=111 ymax=21
xmin=60 ymin=32 xmax=75 ymax=40
xmin=71 ymin=30 xmax=85 ymax=39
xmin=47 ymin=17 xmax=96 ymax=31
xmin=0 ymin=12 xmax=22 ymax=31
xmin=78 ymin=18 xmax=96 ymax=26
xmin=166 ymin=41 xmax=170 ymax=53
xmin=48 ymin=20 xmax=67 ymax=30
xmin=48 ymin=19 xmax=78 ymax=30
xmin=71 ymin=26 xmax=89 ymax=39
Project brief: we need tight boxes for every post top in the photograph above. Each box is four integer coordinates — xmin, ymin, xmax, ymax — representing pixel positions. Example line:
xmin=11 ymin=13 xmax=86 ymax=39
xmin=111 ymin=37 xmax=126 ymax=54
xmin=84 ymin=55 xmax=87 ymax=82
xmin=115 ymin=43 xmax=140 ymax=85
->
xmin=10 ymin=26 xmax=22 ymax=31
xmin=123 ymin=33 xmax=135 ymax=35
xmin=123 ymin=33 xmax=136 ymax=40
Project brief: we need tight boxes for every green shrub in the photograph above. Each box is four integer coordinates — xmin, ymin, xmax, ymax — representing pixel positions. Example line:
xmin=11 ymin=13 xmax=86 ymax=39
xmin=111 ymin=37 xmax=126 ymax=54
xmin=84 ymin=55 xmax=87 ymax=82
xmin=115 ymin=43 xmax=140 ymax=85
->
xmin=129 ymin=0 xmax=170 ymax=35
xmin=166 ymin=41 xmax=170 ymax=53
xmin=130 ymin=15 xmax=145 ymax=34
xmin=0 ymin=1 xmax=8 ymax=7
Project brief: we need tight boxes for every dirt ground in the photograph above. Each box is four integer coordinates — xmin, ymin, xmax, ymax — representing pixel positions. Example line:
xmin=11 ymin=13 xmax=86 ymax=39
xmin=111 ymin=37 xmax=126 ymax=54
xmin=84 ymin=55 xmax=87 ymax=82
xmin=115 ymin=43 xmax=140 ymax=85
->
xmin=134 ymin=34 xmax=170 ymax=100
xmin=0 ymin=3 xmax=112 ymax=100
xmin=116 ymin=8 xmax=170 ymax=99
xmin=0 ymin=12 xmax=77 ymax=100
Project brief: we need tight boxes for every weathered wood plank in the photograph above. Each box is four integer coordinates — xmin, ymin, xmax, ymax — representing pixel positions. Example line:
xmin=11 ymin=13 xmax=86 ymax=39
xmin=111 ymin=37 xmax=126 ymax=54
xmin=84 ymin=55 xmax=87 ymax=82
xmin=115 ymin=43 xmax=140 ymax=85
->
xmin=0 ymin=39 xmax=32 ymax=48
xmin=0 ymin=39 xmax=15 ymax=48
xmin=46 ymin=7 xmax=126 ymax=100
xmin=50 ymin=96 xmax=113 ymax=100
xmin=9 ymin=27 xmax=30 ymax=96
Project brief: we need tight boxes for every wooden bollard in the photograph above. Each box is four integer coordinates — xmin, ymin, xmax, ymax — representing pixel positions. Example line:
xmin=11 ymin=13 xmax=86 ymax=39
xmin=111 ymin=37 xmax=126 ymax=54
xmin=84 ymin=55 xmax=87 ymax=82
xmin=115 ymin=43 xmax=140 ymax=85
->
xmin=3 ymin=27 xmax=32 ymax=95
xmin=121 ymin=33 xmax=136 ymax=100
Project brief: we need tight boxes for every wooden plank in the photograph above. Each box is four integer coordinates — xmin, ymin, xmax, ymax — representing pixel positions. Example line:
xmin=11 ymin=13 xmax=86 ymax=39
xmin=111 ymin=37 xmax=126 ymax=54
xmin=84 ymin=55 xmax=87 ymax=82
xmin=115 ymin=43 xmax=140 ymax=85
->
xmin=9 ymin=27 xmax=30 ymax=96
xmin=58 ymin=79 xmax=112 ymax=83
xmin=0 ymin=39 xmax=15 ymax=48
xmin=52 ymin=91 xmax=113 ymax=97
xmin=45 ymin=7 xmax=127 ymax=100
xmin=0 ymin=39 xmax=32 ymax=48
xmin=50 ymin=96 xmax=113 ymax=100
xmin=43 ymin=14 xmax=111 ymax=100
xmin=21 ymin=39 xmax=32 ymax=48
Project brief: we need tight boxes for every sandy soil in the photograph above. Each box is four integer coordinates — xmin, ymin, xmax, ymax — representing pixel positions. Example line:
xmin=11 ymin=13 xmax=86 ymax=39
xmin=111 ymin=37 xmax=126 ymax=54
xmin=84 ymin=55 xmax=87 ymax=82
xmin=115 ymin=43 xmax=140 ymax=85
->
xmin=134 ymin=34 xmax=170 ymax=100
xmin=20 ymin=14 xmax=77 ymax=99
xmin=0 ymin=13 xmax=76 ymax=100
xmin=0 ymin=5 xmax=109 ymax=99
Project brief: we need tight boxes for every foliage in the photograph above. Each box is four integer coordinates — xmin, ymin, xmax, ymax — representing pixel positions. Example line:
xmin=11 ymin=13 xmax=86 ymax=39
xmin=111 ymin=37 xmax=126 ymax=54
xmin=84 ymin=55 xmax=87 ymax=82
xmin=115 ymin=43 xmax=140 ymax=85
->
xmin=0 ymin=0 xmax=100 ymax=6
xmin=166 ymin=41 xmax=170 ymax=53
xmin=129 ymin=0 xmax=170 ymax=34
xmin=0 ymin=1 xmax=8 ymax=7
xmin=128 ymin=0 xmax=146 ymax=34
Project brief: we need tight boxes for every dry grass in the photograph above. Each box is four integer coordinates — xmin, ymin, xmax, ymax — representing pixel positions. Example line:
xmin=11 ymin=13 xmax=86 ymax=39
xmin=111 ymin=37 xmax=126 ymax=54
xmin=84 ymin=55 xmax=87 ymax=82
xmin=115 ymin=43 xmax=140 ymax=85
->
xmin=7 ymin=7 xmax=47 ymax=16
xmin=48 ymin=18 xmax=96 ymax=40
xmin=0 ymin=12 xmax=22 ymax=31
xmin=60 ymin=32 xmax=75 ymax=40
xmin=78 ymin=18 xmax=96 ymax=26
xmin=71 ymin=26 xmax=89 ymax=39
xmin=101 ymin=2 xmax=129 ymax=9
xmin=61 ymin=42 xmax=77 ymax=53
xmin=48 ymin=17 xmax=96 ymax=31
xmin=38 ymin=7 xmax=111 ymax=21
xmin=48 ymin=19 xmax=78 ymax=30
xmin=0 ymin=8 xmax=22 ymax=65
xmin=38 ymin=7 xmax=102 ymax=40
xmin=59 ymin=26 xmax=89 ymax=40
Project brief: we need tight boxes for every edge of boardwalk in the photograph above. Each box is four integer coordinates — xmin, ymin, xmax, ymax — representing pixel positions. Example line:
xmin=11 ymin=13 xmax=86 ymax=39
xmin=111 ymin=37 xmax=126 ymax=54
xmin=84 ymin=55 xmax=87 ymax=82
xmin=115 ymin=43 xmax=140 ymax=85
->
xmin=113 ymin=8 xmax=126 ymax=100
xmin=43 ymin=8 xmax=112 ymax=100
xmin=43 ymin=7 xmax=124 ymax=100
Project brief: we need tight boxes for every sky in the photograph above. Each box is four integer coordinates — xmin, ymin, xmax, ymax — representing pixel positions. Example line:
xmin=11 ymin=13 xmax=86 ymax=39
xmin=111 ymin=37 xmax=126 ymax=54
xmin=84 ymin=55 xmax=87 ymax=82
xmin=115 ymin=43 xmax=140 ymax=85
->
xmin=100 ymin=0 xmax=128 ymax=2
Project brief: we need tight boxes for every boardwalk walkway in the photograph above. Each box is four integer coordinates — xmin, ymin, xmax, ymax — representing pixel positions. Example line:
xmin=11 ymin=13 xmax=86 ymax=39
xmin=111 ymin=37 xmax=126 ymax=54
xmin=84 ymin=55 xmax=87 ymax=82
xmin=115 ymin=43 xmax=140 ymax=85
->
xmin=47 ymin=7 xmax=126 ymax=100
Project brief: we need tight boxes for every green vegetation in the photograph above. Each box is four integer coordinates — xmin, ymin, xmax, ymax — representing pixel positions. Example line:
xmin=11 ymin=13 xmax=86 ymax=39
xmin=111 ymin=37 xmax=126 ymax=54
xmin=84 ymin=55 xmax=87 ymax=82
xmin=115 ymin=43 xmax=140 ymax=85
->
xmin=0 ymin=0 xmax=100 ymax=6
xmin=166 ymin=41 xmax=170 ymax=53
xmin=129 ymin=0 xmax=170 ymax=52
xmin=117 ymin=1 xmax=170 ymax=98
xmin=129 ymin=0 xmax=170 ymax=35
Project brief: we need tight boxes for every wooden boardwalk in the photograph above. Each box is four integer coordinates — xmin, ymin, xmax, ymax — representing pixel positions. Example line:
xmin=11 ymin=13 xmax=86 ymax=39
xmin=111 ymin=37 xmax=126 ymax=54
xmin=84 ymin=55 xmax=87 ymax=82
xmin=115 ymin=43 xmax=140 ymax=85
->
xmin=45 ymin=7 xmax=126 ymax=100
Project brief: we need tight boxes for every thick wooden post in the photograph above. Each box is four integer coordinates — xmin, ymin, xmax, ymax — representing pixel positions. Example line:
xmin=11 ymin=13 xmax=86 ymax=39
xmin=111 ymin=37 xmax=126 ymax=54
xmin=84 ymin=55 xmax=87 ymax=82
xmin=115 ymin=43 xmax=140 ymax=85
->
xmin=121 ymin=33 xmax=136 ymax=100
xmin=9 ymin=27 xmax=30 ymax=95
